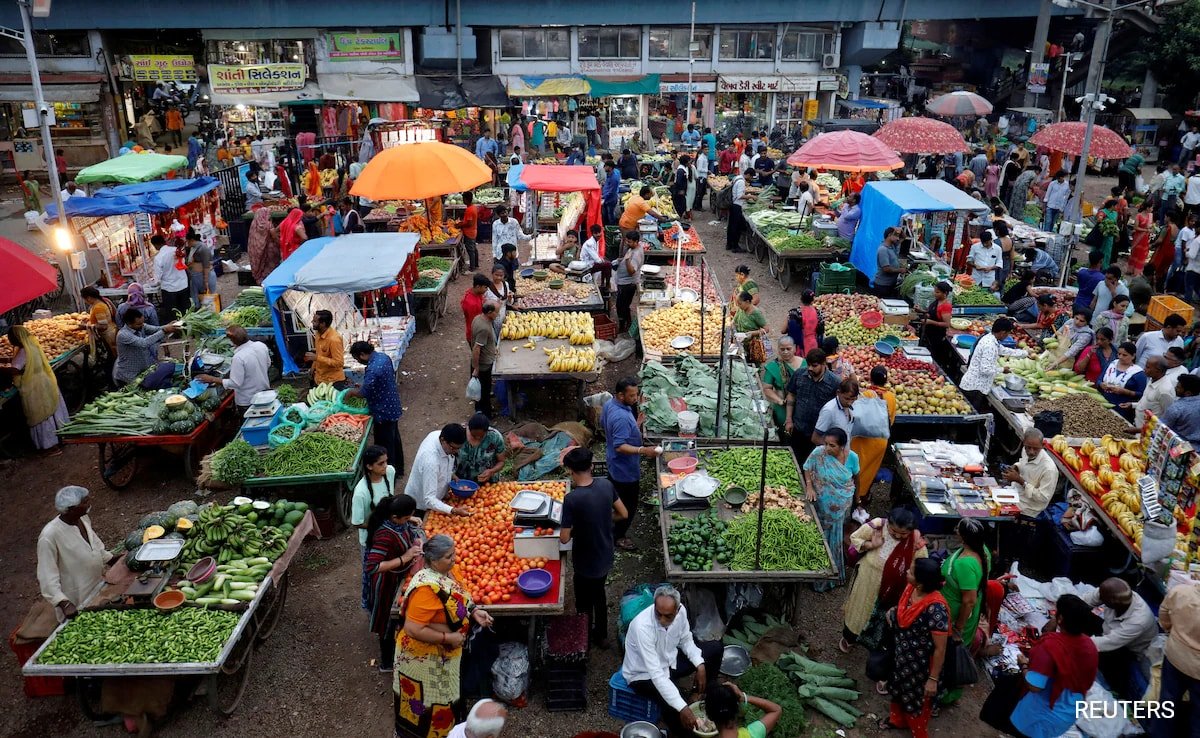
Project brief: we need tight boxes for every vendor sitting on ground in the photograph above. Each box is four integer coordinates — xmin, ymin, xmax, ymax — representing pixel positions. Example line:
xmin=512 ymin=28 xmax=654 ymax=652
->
xmin=1001 ymin=428 xmax=1059 ymax=518
xmin=405 ymin=423 xmax=472 ymax=518
xmin=548 ymin=229 xmax=581 ymax=275
xmin=1075 ymin=578 xmax=1158 ymax=700
xmin=622 ymin=584 xmax=724 ymax=736
xmin=456 ymin=413 xmax=507 ymax=484
xmin=38 ymin=486 xmax=118 ymax=621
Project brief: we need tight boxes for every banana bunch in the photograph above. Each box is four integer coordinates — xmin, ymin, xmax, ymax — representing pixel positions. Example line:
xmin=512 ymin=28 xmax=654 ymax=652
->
xmin=1096 ymin=466 xmax=1117 ymax=487
xmin=501 ymin=311 xmax=592 ymax=341
xmin=545 ymin=346 xmax=596 ymax=372
xmin=1050 ymin=435 xmax=1069 ymax=456
xmin=1080 ymin=439 xmax=1096 ymax=457
xmin=1100 ymin=488 xmax=1145 ymax=544
xmin=1118 ymin=453 xmax=1145 ymax=474
xmin=1062 ymin=447 xmax=1082 ymax=472
xmin=1124 ymin=468 xmax=1142 ymax=485
xmin=181 ymin=505 xmax=284 ymax=565
xmin=1089 ymin=448 xmax=1110 ymax=470
xmin=1099 ymin=434 xmax=1123 ymax=458
xmin=1079 ymin=471 xmax=1102 ymax=495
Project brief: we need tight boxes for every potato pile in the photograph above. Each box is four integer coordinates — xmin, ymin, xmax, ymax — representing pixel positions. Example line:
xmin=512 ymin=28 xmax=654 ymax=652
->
xmin=640 ymin=302 xmax=722 ymax=356
xmin=0 ymin=313 xmax=88 ymax=360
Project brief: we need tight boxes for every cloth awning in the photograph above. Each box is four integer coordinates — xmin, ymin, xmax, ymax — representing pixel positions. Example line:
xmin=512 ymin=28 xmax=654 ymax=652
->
xmin=584 ymin=75 xmax=660 ymax=97
xmin=505 ymin=75 xmax=590 ymax=97
xmin=851 ymin=180 xmax=988 ymax=281
xmin=506 ymin=164 xmax=601 ymax=193
xmin=838 ymin=98 xmax=890 ymax=110
xmin=415 ymin=76 xmax=469 ymax=110
xmin=318 ymin=73 xmax=419 ymax=102
xmin=1123 ymin=107 xmax=1172 ymax=121
xmin=76 ymin=153 xmax=189 ymax=185
xmin=207 ymin=81 xmax=323 ymax=108
xmin=96 ymin=177 xmax=221 ymax=209
xmin=460 ymin=76 xmax=509 ymax=108
xmin=0 ymin=83 xmax=99 ymax=103
xmin=0 ymin=236 xmax=59 ymax=314
xmin=46 ymin=195 xmax=168 ymax=218
xmin=263 ymin=234 xmax=418 ymax=374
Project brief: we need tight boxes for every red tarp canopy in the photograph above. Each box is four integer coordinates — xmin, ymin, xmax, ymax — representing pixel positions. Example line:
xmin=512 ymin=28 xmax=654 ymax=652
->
xmin=517 ymin=164 xmax=603 ymax=249
xmin=0 ymin=238 xmax=59 ymax=314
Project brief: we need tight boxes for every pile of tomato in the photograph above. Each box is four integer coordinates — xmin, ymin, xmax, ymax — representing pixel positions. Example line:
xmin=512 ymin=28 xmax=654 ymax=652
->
xmin=424 ymin=480 xmax=566 ymax=605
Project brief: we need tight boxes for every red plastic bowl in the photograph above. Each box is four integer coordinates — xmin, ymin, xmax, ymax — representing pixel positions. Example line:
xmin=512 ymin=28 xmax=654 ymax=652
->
xmin=667 ymin=456 xmax=699 ymax=474
xmin=154 ymin=589 xmax=186 ymax=611
xmin=860 ymin=310 xmax=884 ymax=329
xmin=185 ymin=556 xmax=216 ymax=584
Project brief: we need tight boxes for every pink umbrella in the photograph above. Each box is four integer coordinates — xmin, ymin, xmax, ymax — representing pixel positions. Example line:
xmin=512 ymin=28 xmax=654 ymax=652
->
xmin=786 ymin=130 xmax=904 ymax=173
xmin=874 ymin=117 xmax=970 ymax=154
xmin=1029 ymin=121 xmax=1132 ymax=160
xmin=926 ymin=91 xmax=994 ymax=118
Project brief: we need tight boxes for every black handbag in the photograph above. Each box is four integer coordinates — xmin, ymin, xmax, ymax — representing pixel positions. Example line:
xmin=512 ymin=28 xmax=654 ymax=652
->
xmin=1033 ymin=409 xmax=1064 ymax=439
xmin=941 ymin=638 xmax=980 ymax=689
xmin=865 ymin=614 xmax=895 ymax=682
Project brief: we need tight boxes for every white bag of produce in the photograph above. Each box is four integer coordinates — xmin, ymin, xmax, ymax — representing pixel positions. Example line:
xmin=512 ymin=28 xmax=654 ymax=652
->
xmin=466 ymin=376 xmax=482 ymax=402
xmin=491 ymin=642 xmax=529 ymax=703
xmin=595 ymin=337 xmax=636 ymax=363
xmin=685 ymin=586 xmax=725 ymax=642
xmin=851 ymin=395 xmax=890 ymax=438
xmin=1140 ymin=520 xmax=1175 ymax=564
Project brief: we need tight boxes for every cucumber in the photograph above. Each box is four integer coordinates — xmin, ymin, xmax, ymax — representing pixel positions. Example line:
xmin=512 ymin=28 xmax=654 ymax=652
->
xmin=195 ymin=597 xmax=223 ymax=605
xmin=219 ymin=598 xmax=241 ymax=605
xmin=227 ymin=590 xmax=258 ymax=601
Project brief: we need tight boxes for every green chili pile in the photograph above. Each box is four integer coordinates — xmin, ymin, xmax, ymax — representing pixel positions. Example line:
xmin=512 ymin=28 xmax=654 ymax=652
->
xmin=259 ymin=431 xmax=358 ymax=477
xmin=38 ymin=608 xmax=240 ymax=665
xmin=701 ymin=448 xmax=802 ymax=496
xmin=721 ymin=509 xmax=830 ymax=571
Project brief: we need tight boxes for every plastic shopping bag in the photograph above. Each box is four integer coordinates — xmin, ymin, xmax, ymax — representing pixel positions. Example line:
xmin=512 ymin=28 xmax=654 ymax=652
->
xmin=466 ymin=376 xmax=482 ymax=402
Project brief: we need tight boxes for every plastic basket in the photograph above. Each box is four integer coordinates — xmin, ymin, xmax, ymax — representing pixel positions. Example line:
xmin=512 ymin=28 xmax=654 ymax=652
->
xmin=607 ymin=671 xmax=660 ymax=723
xmin=593 ymin=313 xmax=618 ymax=342
xmin=1147 ymin=295 xmax=1194 ymax=327
xmin=9 ymin=628 xmax=64 ymax=698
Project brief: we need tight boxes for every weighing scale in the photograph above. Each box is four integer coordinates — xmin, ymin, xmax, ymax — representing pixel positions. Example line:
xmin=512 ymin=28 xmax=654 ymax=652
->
xmin=662 ymin=472 xmax=718 ymax=510
xmin=510 ymin=490 xmax=563 ymax=528
xmin=993 ymin=385 xmax=1033 ymax=413
xmin=123 ymin=538 xmax=186 ymax=601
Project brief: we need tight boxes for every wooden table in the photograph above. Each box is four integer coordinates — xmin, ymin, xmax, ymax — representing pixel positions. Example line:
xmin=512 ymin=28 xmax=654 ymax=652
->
xmin=493 ymin=335 xmax=600 ymax=421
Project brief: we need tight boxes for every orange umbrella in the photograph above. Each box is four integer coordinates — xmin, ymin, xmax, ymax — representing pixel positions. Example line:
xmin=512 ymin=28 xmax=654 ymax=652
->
xmin=350 ymin=141 xmax=492 ymax=201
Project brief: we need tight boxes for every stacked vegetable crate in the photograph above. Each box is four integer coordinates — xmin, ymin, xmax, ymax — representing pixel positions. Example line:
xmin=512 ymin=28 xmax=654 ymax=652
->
xmin=814 ymin=262 xmax=856 ymax=295
xmin=541 ymin=614 xmax=588 ymax=712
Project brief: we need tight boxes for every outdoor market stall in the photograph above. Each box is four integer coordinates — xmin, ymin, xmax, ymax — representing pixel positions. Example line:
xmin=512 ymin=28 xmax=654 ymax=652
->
xmin=22 ymin=500 xmax=316 ymax=718
xmin=640 ymin=221 xmax=706 ymax=266
xmin=494 ymin=311 xmax=601 ymax=421
xmin=410 ymin=254 xmax=455 ymax=333
xmin=74 ymin=152 xmax=188 ymax=185
xmin=507 ymin=164 xmax=602 ymax=266
xmin=639 ymin=352 xmax=772 ymax=443
xmin=743 ymin=208 xmax=846 ymax=291
xmin=513 ymin=272 xmax=605 ymax=313
xmin=261 ymin=233 xmax=419 ymax=377
xmin=891 ymin=440 xmax=1013 ymax=524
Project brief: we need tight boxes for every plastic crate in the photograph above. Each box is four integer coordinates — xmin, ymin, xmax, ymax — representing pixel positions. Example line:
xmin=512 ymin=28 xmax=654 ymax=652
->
xmin=1147 ymin=295 xmax=1194 ymax=327
xmin=8 ymin=627 xmax=64 ymax=698
xmin=607 ymin=671 xmax=660 ymax=723
xmin=593 ymin=313 xmax=618 ymax=342
xmin=546 ymin=664 xmax=588 ymax=712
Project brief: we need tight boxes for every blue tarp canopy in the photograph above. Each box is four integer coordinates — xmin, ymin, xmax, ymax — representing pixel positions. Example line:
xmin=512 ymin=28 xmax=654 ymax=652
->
xmin=45 ymin=177 xmax=221 ymax=218
xmin=839 ymin=98 xmax=889 ymax=109
xmin=851 ymin=180 xmax=989 ymax=282
xmin=262 ymin=233 xmax=419 ymax=374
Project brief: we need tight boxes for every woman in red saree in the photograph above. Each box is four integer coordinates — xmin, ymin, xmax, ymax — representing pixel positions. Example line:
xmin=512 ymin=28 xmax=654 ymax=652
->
xmin=278 ymin=208 xmax=306 ymax=261
xmin=1127 ymin=201 xmax=1154 ymax=274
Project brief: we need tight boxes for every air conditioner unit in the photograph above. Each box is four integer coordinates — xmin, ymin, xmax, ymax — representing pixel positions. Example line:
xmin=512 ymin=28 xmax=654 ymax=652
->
xmin=822 ymin=53 xmax=839 ymax=69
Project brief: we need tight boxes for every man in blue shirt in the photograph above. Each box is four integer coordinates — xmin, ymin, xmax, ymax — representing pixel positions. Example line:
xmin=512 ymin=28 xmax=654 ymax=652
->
xmin=585 ymin=111 xmax=598 ymax=149
xmin=680 ymin=124 xmax=700 ymax=148
xmin=1024 ymin=246 xmax=1059 ymax=281
xmin=474 ymin=130 xmax=498 ymax=164
xmin=565 ymin=144 xmax=587 ymax=166
xmin=349 ymin=341 xmax=405 ymax=475
xmin=702 ymin=127 xmax=717 ymax=161
xmin=1074 ymin=251 xmax=1105 ymax=312
xmin=601 ymin=377 xmax=661 ymax=551
xmin=602 ymin=160 xmax=621 ymax=225
xmin=1162 ymin=374 xmax=1200 ymax=444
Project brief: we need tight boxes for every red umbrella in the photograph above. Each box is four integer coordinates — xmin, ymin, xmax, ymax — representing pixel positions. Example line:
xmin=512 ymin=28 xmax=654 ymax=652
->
xmin=926 ymin=91 xmax=993 ymax=117
xmin=0 ymin=237 xmax=58 ymax=314
xmin=874 ymin=117 xmax=969 ymax=154
xmin=787 ymin=130 xmax=904 ymax=173
xmin=1029 ymin=121 xmax=1132 ymax=160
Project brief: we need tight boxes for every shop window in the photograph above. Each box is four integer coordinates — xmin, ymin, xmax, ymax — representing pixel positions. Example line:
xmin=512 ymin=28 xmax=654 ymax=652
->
xmin=0 ymin=30 xmax=90 ymax=57
xmin=648 ymin=27 xmax=712 ymax=60
xmin=579 ymin=27 xmax=640 ymax=60
xmin=773 ymin=92 xmax=809 ymax=140
xmin=207 ymin=40 xmax=312 ymax=74
xmin=781 ymin=31 xmax=833 ymax=62
xmin=498 ymin=29 xmax=569 ymax=60
xmin=718 ymin=26 xmax=776 ymax=61
xmin=715 ymin=91 xmax=768 ymax=140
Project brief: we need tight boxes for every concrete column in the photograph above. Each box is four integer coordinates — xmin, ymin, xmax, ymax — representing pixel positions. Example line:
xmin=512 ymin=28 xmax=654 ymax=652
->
xmin=1025 ymin=0 xmax=1053 ymax=108
xmin=1140 ymin=70 xmax=1158 ymax=108
xmin=844 ymin=64 xmax=862 ymax=101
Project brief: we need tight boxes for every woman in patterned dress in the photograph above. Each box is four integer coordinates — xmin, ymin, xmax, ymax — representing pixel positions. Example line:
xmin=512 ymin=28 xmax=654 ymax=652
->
xmin=802 ymin=428 xmax=860 ymax=591
xmin=879 ymin=558 xmax=949 ymax=738
xmin=363 ymin=494 xmax=422 ymax=672
xmin=394 ymin=535 xmax=494 ymax=738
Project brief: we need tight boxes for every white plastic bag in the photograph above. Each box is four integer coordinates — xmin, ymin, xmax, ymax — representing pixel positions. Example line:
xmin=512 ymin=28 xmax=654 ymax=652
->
xmin=466 ymin=376 xmax=482 ymax=402
xmin=1141 ymin=520 xmax=1175 ymax=564
xmin=686 ymin=587 xmax=725 ymax=642
xmin=491 ymin=642 xmax=529 ymax=703
xmin=595 ymin=337 xmax=636 ymax=363
xmin=1073 ymin=682 xmax=1131 ymax=738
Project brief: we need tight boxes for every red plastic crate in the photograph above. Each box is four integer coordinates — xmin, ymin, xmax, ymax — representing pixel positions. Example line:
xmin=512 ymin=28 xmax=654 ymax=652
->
xmin=593 ymin=313 xmax=617 ymax=341
xmin=9 ymin=627 xmax=64 ymax=698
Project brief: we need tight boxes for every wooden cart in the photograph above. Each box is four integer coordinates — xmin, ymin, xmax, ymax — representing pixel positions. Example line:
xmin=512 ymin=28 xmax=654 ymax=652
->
xmin=410 ymin=263 xmax=456 ymax=334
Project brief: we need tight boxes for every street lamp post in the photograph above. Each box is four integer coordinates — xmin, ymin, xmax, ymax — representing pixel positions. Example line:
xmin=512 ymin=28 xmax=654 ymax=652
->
xmin=685 ymin=1 xmax=696 ymax=130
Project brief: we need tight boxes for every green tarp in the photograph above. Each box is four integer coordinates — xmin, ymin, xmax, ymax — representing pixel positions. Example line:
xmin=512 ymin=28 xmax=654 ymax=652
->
xmin=76 ymin=153 xmax=189 ymax=184
xmin=585 ymin=74 xmax=661 ymax=98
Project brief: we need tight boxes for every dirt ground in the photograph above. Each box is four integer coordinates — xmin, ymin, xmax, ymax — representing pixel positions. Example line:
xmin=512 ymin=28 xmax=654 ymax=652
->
xmin=0 ymin=210 xmax=1000 ymax=737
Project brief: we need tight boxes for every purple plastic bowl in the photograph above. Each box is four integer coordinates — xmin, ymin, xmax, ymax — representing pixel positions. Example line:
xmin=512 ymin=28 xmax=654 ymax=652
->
xmin=516 ymin=568 xmax=553 ymax=598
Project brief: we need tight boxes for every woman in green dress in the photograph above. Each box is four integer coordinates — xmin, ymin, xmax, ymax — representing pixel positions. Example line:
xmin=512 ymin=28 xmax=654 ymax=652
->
xmin=732 ymin=264 xmax=760 ymax=306
xmin=760 ymin=336 xmax=803 ymax=436
xmin=940 ymin=517 xmax=992 ymax=704
xmin=733 ymin=291 xmax=768 ymax=365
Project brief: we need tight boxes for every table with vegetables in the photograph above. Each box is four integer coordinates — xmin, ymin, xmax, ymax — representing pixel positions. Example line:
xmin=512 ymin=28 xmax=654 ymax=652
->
xmin=59 ymin=381 xmax=238 ymax=490
xmin=657 ymin=445 xmax=836 ymax=583
xmin=639 ymin=353 xmax=772 ymax=443
xmin=744 ymin=209 xmax=846 ymax=291
xmin=215 ymin=286 xmax=273 ymax=338
xmin=495 ymin=311 xmax=600 ymax=421
xmin=513 ymin=275 xmax=605 ymax=313
xmin=640 ymin=221 xmax=705 ymax=265
xmin=22 ymin=497 xmax=316 ymax=717
xmin=215 ymin=387 xmax=374 ymax=527
xmin=410 ymin=255 xmax=457 ymax=333
xmin=637 ymin=301 xmax=725 ymax=363
xmin=0 ymin=311 xmax=95 ymax=412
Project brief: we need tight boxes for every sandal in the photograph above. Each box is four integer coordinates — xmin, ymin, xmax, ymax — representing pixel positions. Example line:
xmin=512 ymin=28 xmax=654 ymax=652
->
xmin=875 ymin=680 xmax=889 ymax=695
xmin=877 ymin=718 xmax=902 ymax=730
xmin=616 ymin=538 xmax=638 ymax=552
xmin=838 ymin=637 xmax=852 ymax=654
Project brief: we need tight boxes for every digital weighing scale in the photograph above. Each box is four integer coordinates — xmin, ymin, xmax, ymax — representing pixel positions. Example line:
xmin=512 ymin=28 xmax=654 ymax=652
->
xmin=510 ymin=490 xmax=563 ymax=528
xmin=662 ymin=472 xmax=719 ymax=510
xmin=123 ymin=538 xmax=186 ymax=601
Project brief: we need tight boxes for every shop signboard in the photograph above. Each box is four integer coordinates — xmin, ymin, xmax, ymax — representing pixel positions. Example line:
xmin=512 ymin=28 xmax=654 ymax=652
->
xmin=717 ymin=76 xmax=820 ymax=93
xmin=327 ymin=32 xmax=404 ymax=61
xmin=660 ymin=81 xmax=716 ymax=93
xmin=130 ymin=55 xmax=197 ymax=82
xmin=579 ymin=59 xmax=640 ymax=74
xmin=1027 ymin=63 xmax=1049 ymax=95
xmin=210 ymin=64 xmax=307 ymax=94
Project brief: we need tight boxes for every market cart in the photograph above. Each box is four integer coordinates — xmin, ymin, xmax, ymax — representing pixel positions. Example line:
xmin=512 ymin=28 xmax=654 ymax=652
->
xmin=241 ymin=419 xmax=373 ymax=527
xmin=22 ymin=512 xmax=315 ymax=717
xmin=513 ymin=276 xmax=605 ymax=313
xmin=62 ymin=392 xmax=238 ymax=490
xmin=410 ymin=263 xmax=455 ymax=333
xmin=745 ymin=220 xmax=843 ymax=291
xmin=642 ymin=222 xmax=706 ymax=266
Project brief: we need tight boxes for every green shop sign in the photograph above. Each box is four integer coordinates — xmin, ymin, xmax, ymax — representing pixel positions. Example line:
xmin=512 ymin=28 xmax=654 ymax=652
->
xmin=327 ymin=33 xmax=403 ymax=61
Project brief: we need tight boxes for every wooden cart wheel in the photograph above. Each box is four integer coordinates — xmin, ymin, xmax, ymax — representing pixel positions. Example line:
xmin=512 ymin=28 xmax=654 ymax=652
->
xmin=335 ymin=483 xmax=354 ymax=528
xmin=436 ymin=290 xmax=449 ymax=317
xmin=183 ymin=441 xmax=203 ymax=481
xmin=767 ymin=251 xmax=782 ymax=280
xmin=779 ymin=261 xmax=794 ymax=291
xmin=75 ymin=677 xmax=110 ymax=721
xmin=208 ymin=635 xmax=254 ymax=717
xmin=56 ymin=358 xmax=86 ymax=413
xmin=98 ymin=442 xmax=138 ymax=490
xmin=253 ymin=572 xmax=289 ymax=642
xmin=426 ymin=303 xmax=441 ymax=333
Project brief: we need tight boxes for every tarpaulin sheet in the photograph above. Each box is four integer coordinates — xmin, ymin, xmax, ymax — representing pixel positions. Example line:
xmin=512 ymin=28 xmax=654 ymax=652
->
xmin=505 ymin=75 xmax=590 ymax=97
xmin=75 ymin=153 xmax=188 ymax=184
xmin=851 ymin=180 xmax=985 ymax=282
xmin=263 ymin=234 xmax=418 ymax=374
xmin=0 ymin=236 xmax=59 ymax=314
xmin=584 ymin=75 xmax=660 ymax=97
xmin=508 ymin=164 xmax=602 ymax=253
xmin=460 ymin=75 xmax=509 ymax=108
xmin=318 ymin=73 xmax=419 ymax=102
xmin=94 ymin=177 xmax=221 ymax=210
xmin=45 ymin=195 xmax=169 ymax=218
xmin=416 ymin=76 xmax=468 ymax=110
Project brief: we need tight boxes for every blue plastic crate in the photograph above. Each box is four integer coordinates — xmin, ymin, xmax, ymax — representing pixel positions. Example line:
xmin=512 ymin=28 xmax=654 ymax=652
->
xmin=607 ymin=671 xmax=660 ymax=723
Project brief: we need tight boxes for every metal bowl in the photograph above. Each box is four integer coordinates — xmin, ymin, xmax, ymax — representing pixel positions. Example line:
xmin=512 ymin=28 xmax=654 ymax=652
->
xmin=720 ymin=644 xmax=751 ymax=677
xmin=620 ymin=722 xmax=662 ymax=738
xmin=671 ymin=335 xmax=695 ymax=350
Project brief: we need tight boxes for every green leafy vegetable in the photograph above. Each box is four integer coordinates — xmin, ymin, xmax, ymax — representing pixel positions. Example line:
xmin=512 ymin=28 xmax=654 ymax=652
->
xmin=417 ymin=256 xmax=452 ymax=273
xmin=210 ymin=439 xmax=263 ymax=485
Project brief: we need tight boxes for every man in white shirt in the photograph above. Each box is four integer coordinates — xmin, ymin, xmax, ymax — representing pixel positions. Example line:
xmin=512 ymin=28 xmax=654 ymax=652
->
xmin=960 ymin=318 xmax=1029 ymax=407
xmin=1042 ymin=170 xmax=1070 ymax=232
xmin=59 ymin=181 xmax=82 ymax=201
xmin=1180 ymin=126 xmax=1200 ymax=166
xmin=968 ymin=230 xmax=1003 ymax=291
xmin=622 ymin=584 xmax=723 ymax=736
xmin=694 ymin=149 xmax=709 ymax=212
xmin=794 ymin=181 xmax=815 ymax=218
xmin=1134 ymin=314 xmax=1186 ymax=366
xmin=152 ymin=234 xmax=190 ymax=320
xmin=577 ymin=224 xmax=611 ymax=295
xmin=1134 ymin=356 xmax=1177 ymax=427
xmin=1079 ymin=578 xmax=1159 ymax=699
xmin=1165 ymin=346 xmax=1190 ymax=385
xmin=1184 ymin=171 xmax=1200 ymax=213
xmin=1187 ymin=231 xmax=1200 ymax=303
xmin=195 ymin=325 xmax=270 ymax=410
xmin=446 ymin=699 xmax=508 ymax=738
xmin=738 ymin=151 xmax=752 ymax=181
xmin=243 ymin=171 xmax=264 ymax=207
xmin=404 ymin=424 xmax=472 ymax=517
xmin=726 ymin=170 xmax=748 ymax=253
xmin=1002 ymin=428 xmax=1059 ymax=517
xmin=489 ymin=205 xmax=532 ymax=260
